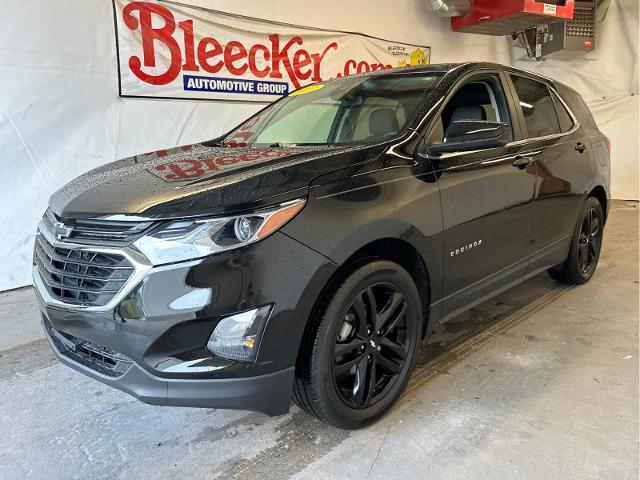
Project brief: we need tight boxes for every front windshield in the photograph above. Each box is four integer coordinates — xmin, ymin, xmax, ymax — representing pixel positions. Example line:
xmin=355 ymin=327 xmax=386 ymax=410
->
xmin=224 ymin=72 xmax=443 ymax=147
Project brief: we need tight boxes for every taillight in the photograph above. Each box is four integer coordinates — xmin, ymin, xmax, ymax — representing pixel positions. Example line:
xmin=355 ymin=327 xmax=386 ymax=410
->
xmin=605 ymin=138 xmax=612 ymax=156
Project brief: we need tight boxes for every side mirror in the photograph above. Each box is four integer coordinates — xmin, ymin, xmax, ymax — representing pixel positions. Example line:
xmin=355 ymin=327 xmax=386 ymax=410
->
xmin=427 ymin=121 xmax=511 ymax=155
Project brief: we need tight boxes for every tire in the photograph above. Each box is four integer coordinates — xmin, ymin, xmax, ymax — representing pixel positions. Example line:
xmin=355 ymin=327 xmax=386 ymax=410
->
xmin=293 ymin=260 xmax=422 ymax=429
xmin=548 ymin=196 xmax=604 ymax=285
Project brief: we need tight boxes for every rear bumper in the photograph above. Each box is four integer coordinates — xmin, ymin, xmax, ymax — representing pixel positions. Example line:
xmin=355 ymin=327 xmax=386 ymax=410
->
xmin=42 ymin=314 xmax=294 ymax=416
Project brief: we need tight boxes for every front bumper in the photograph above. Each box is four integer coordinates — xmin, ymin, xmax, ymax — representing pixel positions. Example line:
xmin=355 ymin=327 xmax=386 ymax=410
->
xmin=35 ymin=231 xmax=336 ymax=415
xmin=42 ymin=314 xmax=294 ymax=415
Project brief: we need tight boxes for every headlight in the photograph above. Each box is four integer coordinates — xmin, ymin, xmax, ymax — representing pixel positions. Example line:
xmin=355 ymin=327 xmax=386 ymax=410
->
xmin=133 ymin=199 xmax=305 ymax=265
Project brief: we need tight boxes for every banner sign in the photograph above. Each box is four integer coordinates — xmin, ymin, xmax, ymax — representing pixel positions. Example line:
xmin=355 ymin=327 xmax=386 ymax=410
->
xmin=114 ymin=0 xmax=431 ymax=102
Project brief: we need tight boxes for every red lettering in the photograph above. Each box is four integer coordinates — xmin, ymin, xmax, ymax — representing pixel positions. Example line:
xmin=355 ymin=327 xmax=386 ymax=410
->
xmin=123 ymin=6 xmax=340 ymax=89
xmin=292 ymin=50 xmax=312 ymax=81
xmin=269 ymin=34 xmax=303 ymax=88
xmin=225 ymin=141 xmax=248 ymax=148
xmin=248 ymin=44 xmax=270 ymax=78
xmin=225 ymin=41 xmax=248 ymax=76
xmin=228 ymin=130 xmax=253 ymax=141
xmin=198 ymin=37 xmax=223 ymax=73
xmin=150 ymin=150 xmax=300 ymax=182
xmin=241 ymin=114 xmax=262 ymax=130
xmin=202 ymin=159 xmax=220 ymax=171
xmin=343 ymin=59 xmax=357 ymax=76
xmin=123 ymin=2 xmax=182 ymax=85
xmin=311 ymin=42 xmax=338 ymax=81
xmin=216 ymin=156 xmax=239 ymax=166
xmin=357 ymin=61 xmax=370 ymax=73
xmin=179 ymin=20 xmax=199 ymax=71
xmin=155 ymin=160 xmax=204 ymax=180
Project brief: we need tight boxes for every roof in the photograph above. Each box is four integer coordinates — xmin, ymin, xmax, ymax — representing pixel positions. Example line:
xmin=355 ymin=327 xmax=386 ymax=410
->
xmin=361 ymin=61 xmax=557 ymax=83
xmin=307 ymin=61 xmax=568 ymax=94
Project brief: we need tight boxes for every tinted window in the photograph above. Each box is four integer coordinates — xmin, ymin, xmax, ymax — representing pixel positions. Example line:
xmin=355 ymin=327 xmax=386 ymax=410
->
xmin=511 ymin=76 xmax=561 ymax=138
xmin=551 ymin=91 xmax=574 ymax=133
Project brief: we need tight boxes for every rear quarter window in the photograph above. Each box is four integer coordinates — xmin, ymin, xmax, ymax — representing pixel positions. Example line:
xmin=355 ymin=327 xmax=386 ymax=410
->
xmin=551 ymin=91 xmax=575 ymax=133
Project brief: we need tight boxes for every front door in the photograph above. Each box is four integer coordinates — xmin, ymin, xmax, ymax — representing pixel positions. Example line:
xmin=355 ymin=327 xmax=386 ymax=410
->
xmin=422 ymin=73 xmax=538 ymax=320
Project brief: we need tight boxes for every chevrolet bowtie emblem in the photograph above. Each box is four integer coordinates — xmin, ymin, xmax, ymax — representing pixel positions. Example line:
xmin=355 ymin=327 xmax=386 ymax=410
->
xmin=53 ymin=221 xmax=73 ymax=240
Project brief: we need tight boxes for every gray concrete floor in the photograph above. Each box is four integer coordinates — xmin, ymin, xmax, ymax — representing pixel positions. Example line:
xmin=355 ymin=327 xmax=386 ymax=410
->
xmin=1 ymin=200 xmax=638 ymax=480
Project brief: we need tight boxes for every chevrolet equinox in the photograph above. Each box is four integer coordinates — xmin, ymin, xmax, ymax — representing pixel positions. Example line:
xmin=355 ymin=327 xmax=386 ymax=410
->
xmin=34 ymin=63 xmax=610 ymax=429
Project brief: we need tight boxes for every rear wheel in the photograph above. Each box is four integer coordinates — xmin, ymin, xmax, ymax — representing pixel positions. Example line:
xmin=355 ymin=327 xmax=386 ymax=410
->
xmin=294 ymin=260 xmax=421 ymax=429
xmin=548 ymin=196 xmax=604 ymax=284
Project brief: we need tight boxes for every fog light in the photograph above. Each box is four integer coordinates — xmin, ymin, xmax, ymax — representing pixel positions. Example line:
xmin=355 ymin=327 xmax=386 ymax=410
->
xmin=207 ymin=305 xmax=272 ymax=362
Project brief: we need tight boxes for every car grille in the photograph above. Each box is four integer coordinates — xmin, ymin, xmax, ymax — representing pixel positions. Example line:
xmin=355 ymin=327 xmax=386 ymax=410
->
xmin=34 ymin=232 xmax=135 ymax=306
xmin=42 ymin=209 xmax=152 ymax=245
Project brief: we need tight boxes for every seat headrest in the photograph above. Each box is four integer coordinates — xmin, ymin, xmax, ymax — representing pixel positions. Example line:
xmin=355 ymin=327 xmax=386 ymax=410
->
xmin=369 ymin=108 xmax=400 ymax=137
xmin=450 ymin=106 xmax=487 ymax=123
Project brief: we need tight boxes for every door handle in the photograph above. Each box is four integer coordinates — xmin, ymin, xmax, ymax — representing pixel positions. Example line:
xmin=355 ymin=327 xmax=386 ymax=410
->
xmin=512 ymin=155 xmax=534 ymax=169
xmin=575 ymin=142 xmax=587 ymax=153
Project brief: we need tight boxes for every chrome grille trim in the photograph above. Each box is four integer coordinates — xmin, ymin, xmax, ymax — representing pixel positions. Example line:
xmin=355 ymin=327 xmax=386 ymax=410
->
xmin=33 ymin=222 xmax=153 ymax=312
xmin=42 ymin=209 xmax=153 ymax=245
xmin=35 ymin=233 xmax=134 ymax=305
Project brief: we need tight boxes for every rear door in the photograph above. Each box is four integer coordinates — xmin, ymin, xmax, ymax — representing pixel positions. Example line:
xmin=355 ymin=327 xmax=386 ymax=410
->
xmin=506 ymin=74 xmax=596 ymax=272
xmin=421 ymin=71 xmax=538 ymax=320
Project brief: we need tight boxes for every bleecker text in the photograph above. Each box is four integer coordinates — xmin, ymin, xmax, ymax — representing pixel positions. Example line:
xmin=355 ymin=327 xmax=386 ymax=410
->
xmin=122 ymin=2 xmax=338 ymax=88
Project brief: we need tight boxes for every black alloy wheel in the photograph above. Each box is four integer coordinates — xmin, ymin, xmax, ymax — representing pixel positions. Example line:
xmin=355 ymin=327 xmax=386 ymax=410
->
xmin=332 ymin=283 xmax=409 ymax=409
xmin=577 ymin=206 xmax=601 ymax=276
xmin=293 ymin=260 xmax=422 ymax=429
xmin=548 ymin=196 xmax=604 ymax=284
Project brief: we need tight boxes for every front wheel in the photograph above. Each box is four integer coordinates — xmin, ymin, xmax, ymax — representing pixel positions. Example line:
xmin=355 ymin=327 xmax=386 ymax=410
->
xmin=293 ymin=260 xmax=422 ymax=429
xmin=548 ymin=196 xmax=604 ymax=284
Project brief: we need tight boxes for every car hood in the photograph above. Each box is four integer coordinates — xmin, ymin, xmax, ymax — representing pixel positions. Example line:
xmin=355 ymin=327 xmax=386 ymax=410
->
xmin=49 ymin=142 xmax=384 ymax=219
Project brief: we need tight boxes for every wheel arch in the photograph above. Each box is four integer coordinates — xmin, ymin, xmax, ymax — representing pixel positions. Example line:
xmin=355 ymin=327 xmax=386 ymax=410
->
xmin=339 ymin=238 xmax=431 ymax=340
xmin=298 ymin=236 xmax=432 ymax=363
xmin=588 ymin=185 xmax=608 ymax=222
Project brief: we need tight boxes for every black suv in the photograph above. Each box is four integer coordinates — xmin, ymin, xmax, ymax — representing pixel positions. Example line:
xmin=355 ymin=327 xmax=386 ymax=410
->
xmin=34 ymin=63 xmax=610 ymax=429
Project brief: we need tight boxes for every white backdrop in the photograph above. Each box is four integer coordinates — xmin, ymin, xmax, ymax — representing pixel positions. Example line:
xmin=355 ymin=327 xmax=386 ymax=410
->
xmin=0 ymin=0 xmax=636 ymax=292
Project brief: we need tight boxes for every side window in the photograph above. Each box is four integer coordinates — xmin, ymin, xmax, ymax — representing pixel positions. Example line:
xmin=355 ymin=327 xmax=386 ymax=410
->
xmin=435 ymin=77 xmax=513 ymax=143
xmin=510 ymin=75 xmax=561 ymax=138
xmin=551 ymin=91 xmax=575 ymax=133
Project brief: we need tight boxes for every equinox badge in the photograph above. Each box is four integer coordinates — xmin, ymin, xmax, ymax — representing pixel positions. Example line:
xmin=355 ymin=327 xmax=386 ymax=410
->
xmin=450 ymin=240 xmax=483 ymax=257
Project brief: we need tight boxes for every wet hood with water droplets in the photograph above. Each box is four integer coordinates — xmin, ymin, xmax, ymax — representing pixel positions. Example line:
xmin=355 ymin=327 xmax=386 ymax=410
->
xmin=49 ymin=142 xmax=382 ymax=219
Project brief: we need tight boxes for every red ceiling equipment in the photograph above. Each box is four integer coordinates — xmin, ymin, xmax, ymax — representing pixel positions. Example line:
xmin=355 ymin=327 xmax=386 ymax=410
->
xmin=451 ymin=0 xmax=575 ymax=35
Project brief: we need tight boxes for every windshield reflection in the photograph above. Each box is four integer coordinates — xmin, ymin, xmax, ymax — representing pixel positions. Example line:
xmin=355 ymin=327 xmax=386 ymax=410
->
xmin=224 ymin=72 xmax=444 ymax=147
